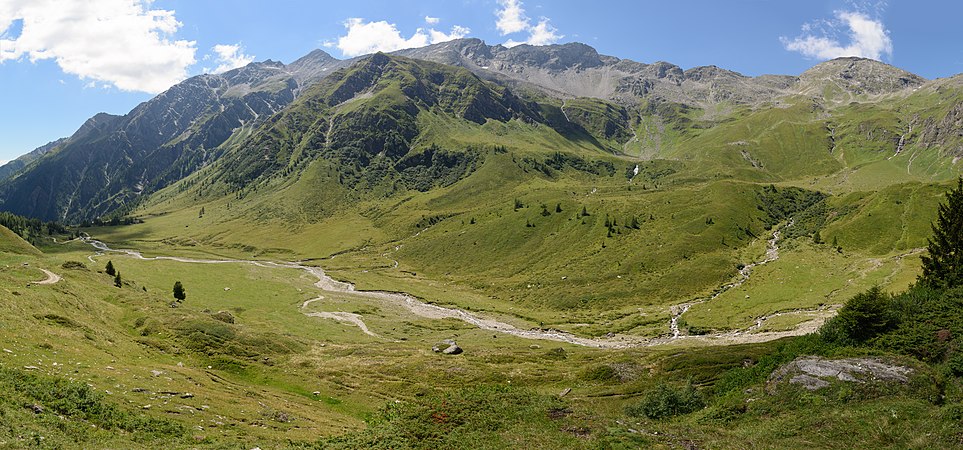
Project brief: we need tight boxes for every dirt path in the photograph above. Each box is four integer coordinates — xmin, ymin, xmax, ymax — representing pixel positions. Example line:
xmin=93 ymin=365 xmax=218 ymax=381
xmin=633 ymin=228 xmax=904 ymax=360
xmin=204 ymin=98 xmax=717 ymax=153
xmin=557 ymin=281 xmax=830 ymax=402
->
xmin=82 ymin=235 xmax=829 ymax=349
xmin=30 ymin=268 xmax=62 ymax=285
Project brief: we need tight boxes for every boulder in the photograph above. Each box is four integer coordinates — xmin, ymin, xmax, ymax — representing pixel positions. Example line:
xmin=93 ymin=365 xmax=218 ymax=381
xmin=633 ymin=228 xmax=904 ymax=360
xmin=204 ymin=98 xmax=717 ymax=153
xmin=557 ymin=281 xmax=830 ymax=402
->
xmin=768 ymin=356 xmax=913 ymax=392
xmin=433 ymin=339 xmax=462 ymax=355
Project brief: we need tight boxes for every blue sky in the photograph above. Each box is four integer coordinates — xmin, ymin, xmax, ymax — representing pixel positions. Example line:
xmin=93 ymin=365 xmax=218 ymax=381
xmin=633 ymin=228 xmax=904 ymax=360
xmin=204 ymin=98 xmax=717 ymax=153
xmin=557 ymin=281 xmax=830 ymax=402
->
xmin=1 ymin=0 xmax=961 ymax=162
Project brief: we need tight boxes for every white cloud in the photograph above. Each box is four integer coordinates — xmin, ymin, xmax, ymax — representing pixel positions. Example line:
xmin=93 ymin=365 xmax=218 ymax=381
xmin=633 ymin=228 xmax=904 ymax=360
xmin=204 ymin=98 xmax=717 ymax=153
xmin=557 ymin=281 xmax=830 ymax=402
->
xmin=494 ymin=0 xmax=562 ymax=47
xmin=334 ymin=18 xmax=470 ymax=57
xmin=424 ymin=16 xmax=440 ymax=25
xmin=524 ymin=19 xmax=561 ymax=46
xmin=210 ymin=43 xmax=255 ymax=74
xmin=0 ymin=0 xmax=197 ymax=93
xmin=496 ymin=0 xmax=529 ymax=35
xmin=782 ymin=10 xmax=892 ymax=61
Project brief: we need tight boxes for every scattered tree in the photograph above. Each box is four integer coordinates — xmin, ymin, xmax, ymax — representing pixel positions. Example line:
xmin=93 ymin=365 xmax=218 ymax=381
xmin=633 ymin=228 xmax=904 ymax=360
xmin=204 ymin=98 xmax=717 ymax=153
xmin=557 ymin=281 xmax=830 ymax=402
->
xmin=173 ymin=281 xmax=186 ymax=302
xmin=555 ymin=203 xmax=563 ymax=213
xmin=199 ymin=207 xmax=206 ymax=218
xmin=581 ymin=206 xmax=589 ymax=217
xmin=469 ymin=217 xmax=476 ymax=225
xmin=113 ymin=271 xmax=122 ymax=288
xmin=822 ymin=286 xmax=894 ymax=343
xmin=105 ymin=260 xmax=115 ymax=276
xmin=920 ymin=178 xmax=963 ymax=288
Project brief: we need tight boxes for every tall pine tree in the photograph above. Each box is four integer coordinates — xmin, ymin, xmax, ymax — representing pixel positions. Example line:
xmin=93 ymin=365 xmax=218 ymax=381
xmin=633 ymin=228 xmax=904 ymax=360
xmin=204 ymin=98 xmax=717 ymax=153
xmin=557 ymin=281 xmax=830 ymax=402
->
xmin=920 ymin=177 xmax=963 ymax=288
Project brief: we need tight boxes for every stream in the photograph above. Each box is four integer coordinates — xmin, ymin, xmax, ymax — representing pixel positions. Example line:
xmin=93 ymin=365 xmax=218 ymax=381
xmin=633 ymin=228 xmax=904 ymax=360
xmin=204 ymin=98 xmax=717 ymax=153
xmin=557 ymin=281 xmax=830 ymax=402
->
xmin=82 ymin=229 xmax=825 ymax=349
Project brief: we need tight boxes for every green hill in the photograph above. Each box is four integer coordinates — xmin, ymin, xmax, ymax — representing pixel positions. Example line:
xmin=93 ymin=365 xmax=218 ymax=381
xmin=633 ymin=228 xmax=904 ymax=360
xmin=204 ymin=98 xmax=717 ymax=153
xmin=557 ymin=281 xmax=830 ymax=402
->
xmin=0 ymin=224 xmax=41 ymax=255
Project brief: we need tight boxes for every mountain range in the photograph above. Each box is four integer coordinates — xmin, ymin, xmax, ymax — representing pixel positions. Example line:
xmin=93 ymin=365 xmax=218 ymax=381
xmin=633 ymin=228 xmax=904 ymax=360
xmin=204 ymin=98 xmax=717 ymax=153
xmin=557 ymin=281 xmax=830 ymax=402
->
xmin=2 ymin=38 xmax=959 ymax=224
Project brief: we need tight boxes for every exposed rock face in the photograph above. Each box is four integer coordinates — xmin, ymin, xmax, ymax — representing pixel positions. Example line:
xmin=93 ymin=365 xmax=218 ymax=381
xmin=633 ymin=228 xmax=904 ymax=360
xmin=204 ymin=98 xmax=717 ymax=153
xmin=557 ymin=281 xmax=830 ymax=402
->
xmin=399 ymin=39 xmax=798 ymax=107
xmin=768 ymin=357 xmax=913 ymax=392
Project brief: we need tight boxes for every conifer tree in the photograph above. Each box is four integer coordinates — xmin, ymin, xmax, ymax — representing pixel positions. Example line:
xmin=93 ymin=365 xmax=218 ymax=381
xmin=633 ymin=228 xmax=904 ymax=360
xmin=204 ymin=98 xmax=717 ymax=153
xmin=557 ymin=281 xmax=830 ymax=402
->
xmin=173 ymin=281 xmax=186 ymax=301
xmin=105 ymin=260 xmax=115 ymax=276
xmin=921 ymin=178 xmax=963 ymax=288
xmin=113 ymin=271 xmax=122 ymax=288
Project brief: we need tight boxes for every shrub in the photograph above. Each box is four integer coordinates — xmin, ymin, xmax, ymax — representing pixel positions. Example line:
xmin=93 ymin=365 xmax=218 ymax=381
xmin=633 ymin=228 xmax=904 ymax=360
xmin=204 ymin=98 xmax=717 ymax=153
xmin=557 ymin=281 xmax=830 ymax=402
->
xmin=626 ymin=381 xmax=704 ymax=419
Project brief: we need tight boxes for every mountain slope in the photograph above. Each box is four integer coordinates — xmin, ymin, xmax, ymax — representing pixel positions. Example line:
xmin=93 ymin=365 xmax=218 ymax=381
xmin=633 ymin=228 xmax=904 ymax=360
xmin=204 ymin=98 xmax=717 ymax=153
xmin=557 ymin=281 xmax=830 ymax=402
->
xmin=0 ymin=138 xmax=66 ymax=182
xmin=0 ymin=52 xmax=349 ymax=222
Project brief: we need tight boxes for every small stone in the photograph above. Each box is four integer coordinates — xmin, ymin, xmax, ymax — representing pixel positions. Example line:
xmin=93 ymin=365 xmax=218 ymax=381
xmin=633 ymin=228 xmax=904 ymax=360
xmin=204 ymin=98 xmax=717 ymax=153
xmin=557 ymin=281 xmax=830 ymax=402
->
xmin=529 ymin=344 xmax=541 ymax=349
xmin=150 ymin=370 xmax=164 ymax=377
xmin=23 ymin=365 xmax=39 ymax=370
xmin=29 ymin=404 xmax=43 ymax=414
xmin=312 ymin=391 xmax=321 ymax=396
xmin=559 ymin=388 xmax=572 ymax=397
xmin=181 ymin=393 xmax=194 ymax=399
xmin=2 ymin=348 xmax=12 ymax=354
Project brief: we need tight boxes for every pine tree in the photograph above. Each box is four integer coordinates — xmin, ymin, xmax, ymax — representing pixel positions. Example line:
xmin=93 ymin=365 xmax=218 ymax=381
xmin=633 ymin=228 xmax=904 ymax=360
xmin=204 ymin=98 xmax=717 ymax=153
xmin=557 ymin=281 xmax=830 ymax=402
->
xmin=920 ymin=178 xmax=963 ymax=288
xmin=113 ymin=271 xmax=122 ymax=288
xmin=555 ymin=203 xmax=563 ymax=213
xmin=173 ymin=281 xmax=186 ymax=301
xmin=105 ymin=260 xmax=115 ymax=276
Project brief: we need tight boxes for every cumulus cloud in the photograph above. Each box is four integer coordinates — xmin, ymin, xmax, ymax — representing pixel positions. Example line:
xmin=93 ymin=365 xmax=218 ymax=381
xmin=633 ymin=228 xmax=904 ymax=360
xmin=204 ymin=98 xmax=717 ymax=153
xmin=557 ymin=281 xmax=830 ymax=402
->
xmin=334 ymin=18 xmax=470 ymax=57
xmin=782 ymin=10 xmax=892 ymax=61
xmin=495 ymin=0 xmax=529 ymax=35
xmin=209 ymin=44 xmax=255 ymax=74
xmin=494 ymin=0 xmax=562 ymax=47
xmin=424 ymin=16 xmax=440 ymax=25
xmin=0 ymin=0 xmax=197 ymax=93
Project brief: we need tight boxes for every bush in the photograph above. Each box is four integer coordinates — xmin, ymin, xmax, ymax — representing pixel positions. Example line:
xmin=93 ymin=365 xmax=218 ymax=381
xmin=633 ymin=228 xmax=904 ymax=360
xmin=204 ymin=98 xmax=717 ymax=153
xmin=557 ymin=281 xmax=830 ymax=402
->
xmin=626 ymin=381 xmax=704 ymax=419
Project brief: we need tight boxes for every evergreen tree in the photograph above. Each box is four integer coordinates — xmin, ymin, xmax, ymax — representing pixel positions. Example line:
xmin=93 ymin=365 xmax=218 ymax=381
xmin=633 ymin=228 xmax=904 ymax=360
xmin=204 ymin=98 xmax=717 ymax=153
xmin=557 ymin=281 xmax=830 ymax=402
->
xmin=113 ymin=271 xmax=122 ymax=288
xmin=173 ymin=281 xmax=186 ymax=301
xmin=921 ymin=178 xmax=963 ymax=288
xmin=105 ymin=260 xmax=115 ymax=276
xmin=555 ymin=203 xmax=563 ymax=213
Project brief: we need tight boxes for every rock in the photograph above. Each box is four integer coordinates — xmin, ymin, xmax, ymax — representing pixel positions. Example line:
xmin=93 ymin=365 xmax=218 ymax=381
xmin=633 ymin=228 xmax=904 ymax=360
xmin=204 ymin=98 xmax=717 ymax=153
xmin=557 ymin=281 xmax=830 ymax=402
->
xmin=212 ymin=310 xmax=235 ymax=324
xmin=433 ymin=339 xmax=459 ymax=353
xmin=559 ymin=388 xmax=572 ymax=397
xmin=442 ymin=345 xmax=463 ymax=355
xmin=768 ymin=356 xmax=913 ymax=392
xmin=312 ymin=391 xmax=321 ymax=396
xmin=28 ymin=404 xmax=43 ymax=414
xmin=150 ymin=370 xmax=164 ymax=377
xmin=181 ymin=393 xmax=195 ymax=399
xmin=431 ymin=339 xmax=463 ymax=354
xmin=529 ymin=344 xmax=541 ymax=349
xmin=788 ymin=374 xmax=830 ymax=391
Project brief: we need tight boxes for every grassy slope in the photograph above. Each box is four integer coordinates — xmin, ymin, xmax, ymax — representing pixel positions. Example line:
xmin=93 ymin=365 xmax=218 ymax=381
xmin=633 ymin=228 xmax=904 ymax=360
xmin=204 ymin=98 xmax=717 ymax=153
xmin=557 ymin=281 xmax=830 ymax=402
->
xmin=4 ymin=237 xmax=960 ymax=449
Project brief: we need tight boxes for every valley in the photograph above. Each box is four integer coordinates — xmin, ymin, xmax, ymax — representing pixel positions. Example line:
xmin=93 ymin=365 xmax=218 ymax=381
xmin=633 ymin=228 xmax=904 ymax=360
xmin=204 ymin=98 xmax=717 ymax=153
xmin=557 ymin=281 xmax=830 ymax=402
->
xmin=2 ymin=37 xmax=963 ymax=448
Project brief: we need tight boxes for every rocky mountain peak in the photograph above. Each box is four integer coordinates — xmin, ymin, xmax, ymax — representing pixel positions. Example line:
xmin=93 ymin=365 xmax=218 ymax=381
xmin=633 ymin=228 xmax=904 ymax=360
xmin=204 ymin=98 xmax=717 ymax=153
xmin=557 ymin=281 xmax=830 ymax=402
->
xmin=684 ymin=65 xmax=745 ymax=82
xmin=797 ymin=57 xmax=925 ymax=96
xmin=498 ymin=42 xmax=604 ymax=71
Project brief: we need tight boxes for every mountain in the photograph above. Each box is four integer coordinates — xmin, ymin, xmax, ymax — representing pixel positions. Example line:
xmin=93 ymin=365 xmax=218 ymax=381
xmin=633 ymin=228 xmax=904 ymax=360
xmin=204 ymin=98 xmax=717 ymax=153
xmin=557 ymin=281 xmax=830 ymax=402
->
xmin=0 ymin=138 xmax=66 ymax=181
xmin=396 ymin=39 xmax=796 ymax=107
xmin=0 ymin=39 xmax=957 ymax=227
xmin=0 ymin=51 xmax=349 ymax=222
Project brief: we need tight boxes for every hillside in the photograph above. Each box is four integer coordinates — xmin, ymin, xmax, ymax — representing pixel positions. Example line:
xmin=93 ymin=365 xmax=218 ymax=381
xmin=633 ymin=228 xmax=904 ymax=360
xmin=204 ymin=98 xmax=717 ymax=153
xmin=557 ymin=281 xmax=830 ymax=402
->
xmin=3 ymin=36 xmax=963 ymax=448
